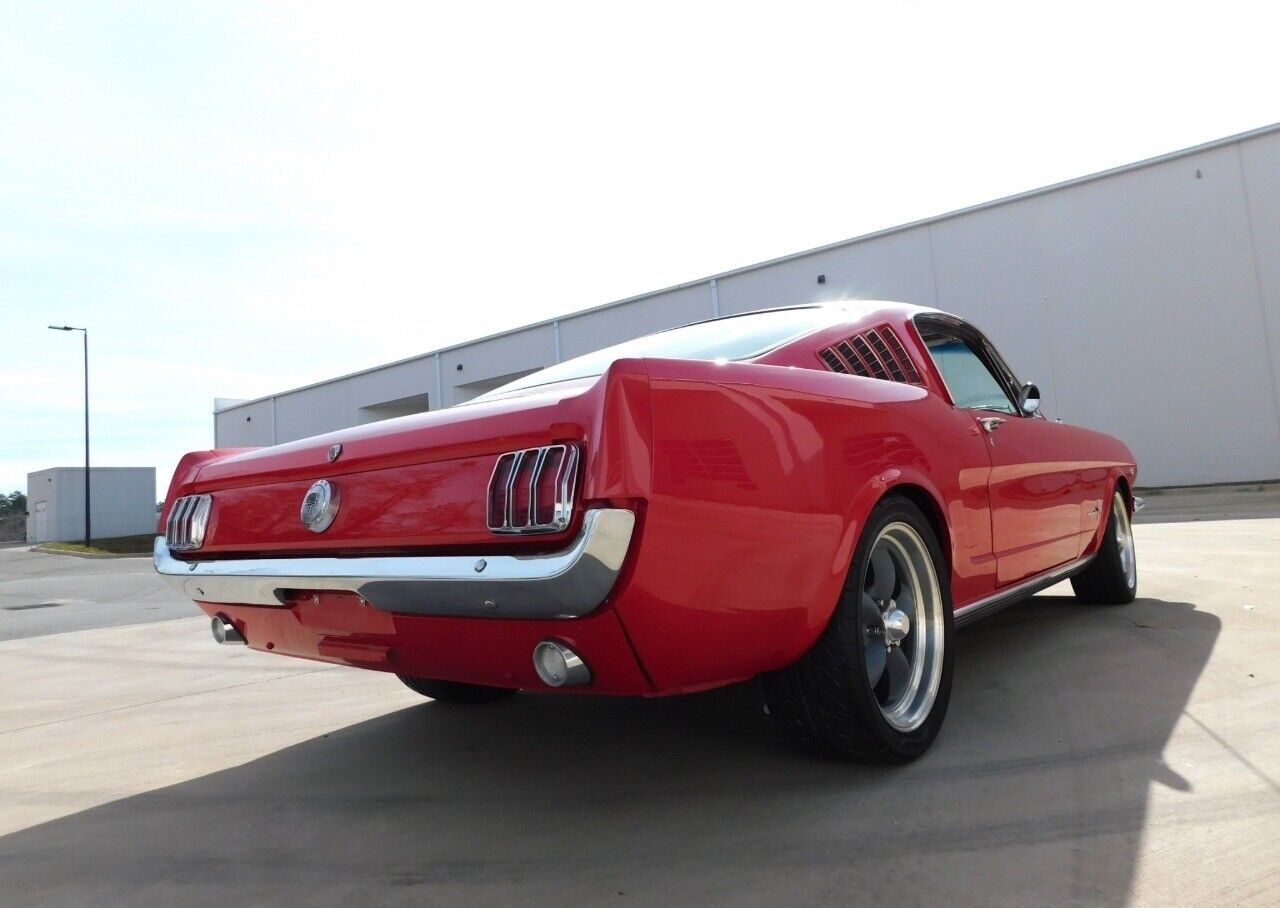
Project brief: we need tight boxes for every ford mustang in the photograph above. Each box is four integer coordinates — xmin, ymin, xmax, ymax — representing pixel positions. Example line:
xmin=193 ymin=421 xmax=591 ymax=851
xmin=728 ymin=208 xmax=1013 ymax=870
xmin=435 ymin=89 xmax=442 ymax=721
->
xmin=156 ymin=302 xmax=1140 ymax=761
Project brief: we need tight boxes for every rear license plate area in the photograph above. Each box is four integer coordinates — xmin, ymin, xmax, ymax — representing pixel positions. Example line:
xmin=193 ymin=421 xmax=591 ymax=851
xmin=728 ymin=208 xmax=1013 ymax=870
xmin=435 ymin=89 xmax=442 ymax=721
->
xmin=279 ymin=590 xmax=396 ymax=635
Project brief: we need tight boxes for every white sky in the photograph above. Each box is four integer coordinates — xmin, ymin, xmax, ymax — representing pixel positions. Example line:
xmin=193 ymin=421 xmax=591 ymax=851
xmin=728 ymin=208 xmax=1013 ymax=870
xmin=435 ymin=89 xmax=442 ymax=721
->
xmin=2 ymin=0 xmax=1278 ymax=497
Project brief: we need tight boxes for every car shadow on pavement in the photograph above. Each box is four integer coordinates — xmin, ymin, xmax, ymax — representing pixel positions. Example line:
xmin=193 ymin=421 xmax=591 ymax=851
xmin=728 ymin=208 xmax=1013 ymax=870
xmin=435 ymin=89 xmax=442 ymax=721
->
xmin=0 ymin=596 xmax=1218 ymax=906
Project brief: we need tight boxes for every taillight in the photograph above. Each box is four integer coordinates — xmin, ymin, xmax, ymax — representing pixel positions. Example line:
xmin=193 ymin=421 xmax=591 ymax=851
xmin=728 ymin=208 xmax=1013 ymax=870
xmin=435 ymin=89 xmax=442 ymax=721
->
xmin=486 ymin=454 xmax=517 ymax=528
xmin=532 ymin=446 xmax=567 ymax=525
xmin=509 ymin=453 xmax=539 ymax=526
xmin=166 ymin=494 xmax=212 ymax=551
xmin=486 ymin=444 xmax=579 ymax=534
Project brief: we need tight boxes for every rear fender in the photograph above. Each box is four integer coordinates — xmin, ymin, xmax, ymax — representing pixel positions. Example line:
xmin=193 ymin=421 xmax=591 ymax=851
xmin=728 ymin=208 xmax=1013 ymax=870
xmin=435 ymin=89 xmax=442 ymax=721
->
xmin=583 ymin=358 xmax=653 ymax=503
xmin=159 ymin=449 xmax=255 ymax=531
xmin=608 ymin=364 xmax=949 ymax=691
xmin=825 ymin=469 xmax=952 ymax=622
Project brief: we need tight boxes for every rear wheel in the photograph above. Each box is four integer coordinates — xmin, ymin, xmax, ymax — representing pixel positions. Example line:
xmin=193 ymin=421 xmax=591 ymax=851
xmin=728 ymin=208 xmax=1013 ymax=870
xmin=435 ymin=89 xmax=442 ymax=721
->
xmin=761 ymin=495 xmax=953 ymax=762
xmin=398 ymin=676 xmax=517 ymax=704
xmin=1071 ymin=490 xmax=1138 ymax=605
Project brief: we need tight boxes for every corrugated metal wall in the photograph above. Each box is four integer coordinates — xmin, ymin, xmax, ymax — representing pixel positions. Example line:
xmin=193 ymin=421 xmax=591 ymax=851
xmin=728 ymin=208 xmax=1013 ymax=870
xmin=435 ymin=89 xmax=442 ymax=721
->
xmin=216 ymin=127 xmax=1280 ymax=487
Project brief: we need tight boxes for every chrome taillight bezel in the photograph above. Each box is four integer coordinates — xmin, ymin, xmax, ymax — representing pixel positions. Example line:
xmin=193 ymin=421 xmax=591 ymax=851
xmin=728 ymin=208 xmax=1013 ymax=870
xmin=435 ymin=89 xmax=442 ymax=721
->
xmin=166 ymin=494 xmax=212 ymax=551
xmin=486 ymin=444 xmax=579 ymax=534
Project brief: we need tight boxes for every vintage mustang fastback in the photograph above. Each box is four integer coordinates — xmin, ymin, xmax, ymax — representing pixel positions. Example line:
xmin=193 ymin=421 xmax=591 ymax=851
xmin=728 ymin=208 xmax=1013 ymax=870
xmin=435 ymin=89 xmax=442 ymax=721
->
xmin=156 ymin=302 xmax=1139 ymax=761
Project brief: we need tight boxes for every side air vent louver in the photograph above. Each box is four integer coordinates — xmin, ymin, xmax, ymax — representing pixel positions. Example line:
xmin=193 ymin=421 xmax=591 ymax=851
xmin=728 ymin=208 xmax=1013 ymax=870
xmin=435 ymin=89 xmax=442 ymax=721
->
xmin=818 ymin=325 xmax=923 ymax=385
xmin=166 ymin=494 xmax=212 ymax=551
xmin=486 ymin=444 xmax=580 ymax=534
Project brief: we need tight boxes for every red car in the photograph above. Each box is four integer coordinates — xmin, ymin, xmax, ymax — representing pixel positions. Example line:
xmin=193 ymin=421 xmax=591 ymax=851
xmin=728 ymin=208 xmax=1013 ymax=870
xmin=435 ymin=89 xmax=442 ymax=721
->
xmin=156 ymin=302 xmax=1140 ymax=761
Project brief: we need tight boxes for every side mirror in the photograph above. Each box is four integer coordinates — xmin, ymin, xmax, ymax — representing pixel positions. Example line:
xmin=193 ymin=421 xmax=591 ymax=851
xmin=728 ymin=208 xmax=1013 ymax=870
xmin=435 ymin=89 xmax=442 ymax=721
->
xmin=1017 ymin=381 xmax=1041 ymax=416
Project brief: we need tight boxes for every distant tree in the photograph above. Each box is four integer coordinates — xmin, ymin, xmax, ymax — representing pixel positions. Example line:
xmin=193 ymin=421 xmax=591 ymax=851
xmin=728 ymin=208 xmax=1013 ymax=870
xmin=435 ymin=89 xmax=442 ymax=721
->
xmin=0 ymin=491 xmax=26 ymax=517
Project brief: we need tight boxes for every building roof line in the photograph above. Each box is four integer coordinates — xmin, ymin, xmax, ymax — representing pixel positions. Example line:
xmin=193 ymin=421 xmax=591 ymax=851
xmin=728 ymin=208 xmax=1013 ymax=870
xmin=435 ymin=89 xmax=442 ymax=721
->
xmin=30 ymin=467 xmax=155 ymax=472
xmin=216 ymin=120 xmax=1280 ymax=414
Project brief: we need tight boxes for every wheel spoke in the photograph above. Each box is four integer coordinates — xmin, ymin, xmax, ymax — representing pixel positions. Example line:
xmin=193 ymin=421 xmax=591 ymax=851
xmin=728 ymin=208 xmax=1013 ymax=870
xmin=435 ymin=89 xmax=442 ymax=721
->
xmin=895 ymin=584 xmax=916 ymax=621
xmin=885 ymin=646 xmax=910 ymax=701
xmin=861 ymin=593 xmax=886 ymax=686
xmin=868 ymin=544 xmax=896 ymax=601
xmin=861 ymin=592 xmax=882 ymax=626
xmin=866 ymin=638 xmax=887 ymax=688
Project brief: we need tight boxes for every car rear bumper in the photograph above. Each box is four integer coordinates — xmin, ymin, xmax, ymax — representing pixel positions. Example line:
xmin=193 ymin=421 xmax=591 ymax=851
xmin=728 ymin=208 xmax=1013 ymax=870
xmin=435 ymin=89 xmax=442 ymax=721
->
xmin=153 ymin=508 xmax=636 ymax=620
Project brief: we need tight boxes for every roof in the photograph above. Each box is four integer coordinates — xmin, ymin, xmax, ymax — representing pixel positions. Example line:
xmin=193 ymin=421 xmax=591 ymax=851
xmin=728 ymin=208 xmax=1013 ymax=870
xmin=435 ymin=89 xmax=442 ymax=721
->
xmin=216 ymin=121 xmax=1280 ymax=414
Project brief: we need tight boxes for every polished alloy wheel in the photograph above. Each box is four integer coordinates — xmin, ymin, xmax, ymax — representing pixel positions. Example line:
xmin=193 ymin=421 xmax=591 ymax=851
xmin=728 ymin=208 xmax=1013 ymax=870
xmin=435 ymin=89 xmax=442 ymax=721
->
xmin=861 ymin=522 xmax=946 ymax=732
xmin=1113 ymin=491 xmax=1136 ymax=588
xmin=761 ymin=496 xmax=954 ymax=761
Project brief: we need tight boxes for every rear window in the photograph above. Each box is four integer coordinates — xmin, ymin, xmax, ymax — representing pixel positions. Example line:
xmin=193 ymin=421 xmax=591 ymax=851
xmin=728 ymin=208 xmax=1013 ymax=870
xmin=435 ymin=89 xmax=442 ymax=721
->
xmin=487 ymin=307 xmax=836 ymax=396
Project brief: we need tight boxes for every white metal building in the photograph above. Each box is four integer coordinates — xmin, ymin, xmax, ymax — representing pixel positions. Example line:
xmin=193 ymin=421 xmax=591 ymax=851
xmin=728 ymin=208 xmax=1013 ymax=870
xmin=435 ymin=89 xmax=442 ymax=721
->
xmin=215 ymin=124 xmax=1280 ymax=489
xmin=26 ymin=467 xmax=157 ymax=543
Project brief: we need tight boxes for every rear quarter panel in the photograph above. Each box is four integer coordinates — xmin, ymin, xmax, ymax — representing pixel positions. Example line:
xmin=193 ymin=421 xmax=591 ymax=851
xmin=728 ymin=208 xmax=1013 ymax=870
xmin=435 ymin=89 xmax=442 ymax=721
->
xmin=613 ymin=358 xmax=994 ymax=692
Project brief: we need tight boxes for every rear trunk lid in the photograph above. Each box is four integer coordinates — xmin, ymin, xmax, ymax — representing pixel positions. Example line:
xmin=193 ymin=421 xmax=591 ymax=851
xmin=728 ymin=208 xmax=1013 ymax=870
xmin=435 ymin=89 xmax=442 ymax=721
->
xmin=168 ymin=360 xmax=653 ymax=557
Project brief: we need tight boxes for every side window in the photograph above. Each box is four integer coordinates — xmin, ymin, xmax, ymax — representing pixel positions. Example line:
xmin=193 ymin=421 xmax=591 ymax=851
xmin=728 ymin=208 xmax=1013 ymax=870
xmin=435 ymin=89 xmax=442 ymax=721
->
xmin=923 ymin=335 xmax=1016 ymax=413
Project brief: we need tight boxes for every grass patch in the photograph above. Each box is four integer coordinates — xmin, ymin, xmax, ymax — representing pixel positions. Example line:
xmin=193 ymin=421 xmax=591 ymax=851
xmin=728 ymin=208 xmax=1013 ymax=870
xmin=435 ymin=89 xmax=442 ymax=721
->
xmin=39 ymin=534 xmax=155 ymax=556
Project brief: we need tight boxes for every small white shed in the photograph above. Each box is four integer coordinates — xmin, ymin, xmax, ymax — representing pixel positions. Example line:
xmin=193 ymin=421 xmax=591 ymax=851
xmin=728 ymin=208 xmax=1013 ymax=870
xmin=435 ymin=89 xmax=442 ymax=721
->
xmin=25 ymin=467 xmax=157 ymax=543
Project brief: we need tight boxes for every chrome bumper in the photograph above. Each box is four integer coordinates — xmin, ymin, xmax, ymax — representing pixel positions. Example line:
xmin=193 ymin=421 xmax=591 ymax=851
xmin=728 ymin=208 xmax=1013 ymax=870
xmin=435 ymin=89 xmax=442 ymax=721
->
xmin=153 ymin=508 xmax=636 ymax=620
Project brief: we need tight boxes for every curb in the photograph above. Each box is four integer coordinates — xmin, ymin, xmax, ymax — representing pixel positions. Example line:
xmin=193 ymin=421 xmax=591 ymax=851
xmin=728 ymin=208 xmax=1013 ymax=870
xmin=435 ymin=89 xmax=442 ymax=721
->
xmin=29 ymin=545 xmax=151 ymax=560
xmin=1135 ymin=480 xmax=1280 ymax=496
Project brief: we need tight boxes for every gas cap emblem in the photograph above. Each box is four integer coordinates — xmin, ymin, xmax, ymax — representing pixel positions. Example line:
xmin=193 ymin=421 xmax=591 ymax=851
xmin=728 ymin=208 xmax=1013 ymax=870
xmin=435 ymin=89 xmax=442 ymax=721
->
xmin=327 ymin=444 xmax=342 ymax=463
xmin=300 ymin=479 xmax=340 ymax=533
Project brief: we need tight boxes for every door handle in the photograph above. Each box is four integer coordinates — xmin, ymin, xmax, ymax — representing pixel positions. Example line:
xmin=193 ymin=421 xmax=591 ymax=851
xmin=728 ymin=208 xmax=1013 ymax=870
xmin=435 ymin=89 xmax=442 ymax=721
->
xmin=978 ymin=417 xmax=1006 ymax=434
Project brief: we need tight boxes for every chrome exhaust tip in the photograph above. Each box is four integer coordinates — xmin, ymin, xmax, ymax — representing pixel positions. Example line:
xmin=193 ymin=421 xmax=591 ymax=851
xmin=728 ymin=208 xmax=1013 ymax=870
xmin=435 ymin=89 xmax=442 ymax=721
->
xmin=532 ymin=639 xmax=591 ymax=687
xmin=211 ymin=614 xmax=246 ymax=645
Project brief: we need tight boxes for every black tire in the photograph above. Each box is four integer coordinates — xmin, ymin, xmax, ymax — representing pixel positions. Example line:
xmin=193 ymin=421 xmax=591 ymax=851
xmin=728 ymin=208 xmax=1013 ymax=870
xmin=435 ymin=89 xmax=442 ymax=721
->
xmin=760 ymin=495 xmax=954 ymax=763
xmin=1071 ymin=489 xmax=1138 ymax=605
xmin=397 ymin=675 xmax=518 ymax=704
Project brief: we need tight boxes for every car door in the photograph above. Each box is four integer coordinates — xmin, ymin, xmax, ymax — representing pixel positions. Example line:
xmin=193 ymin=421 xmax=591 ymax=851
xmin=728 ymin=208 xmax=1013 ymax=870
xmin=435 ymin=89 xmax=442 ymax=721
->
xmin=916 ymin=317 xmax=1086 ymax=586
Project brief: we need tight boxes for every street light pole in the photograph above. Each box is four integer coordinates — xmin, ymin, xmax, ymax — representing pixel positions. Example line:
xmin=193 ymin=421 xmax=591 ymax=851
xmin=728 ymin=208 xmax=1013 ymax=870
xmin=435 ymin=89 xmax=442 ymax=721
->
xmin=48 ymin=325 xmax=90 ymax=547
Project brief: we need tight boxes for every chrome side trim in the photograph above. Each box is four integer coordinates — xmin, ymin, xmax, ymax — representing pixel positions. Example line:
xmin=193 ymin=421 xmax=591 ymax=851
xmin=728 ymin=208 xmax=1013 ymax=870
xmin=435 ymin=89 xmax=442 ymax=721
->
xmin=953 ymin=553 xmax=1095 ymax=629
xmin=154 ymin=508 xmax=636 ymax=620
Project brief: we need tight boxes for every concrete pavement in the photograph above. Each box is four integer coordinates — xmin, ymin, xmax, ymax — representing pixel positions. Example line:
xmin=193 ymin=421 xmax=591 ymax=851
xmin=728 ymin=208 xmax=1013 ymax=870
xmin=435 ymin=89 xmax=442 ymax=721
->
xmin=0 ymin=545 xmax=192 ymax=641
xmin=0 ymin=490 xmax=1276 ymax=905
